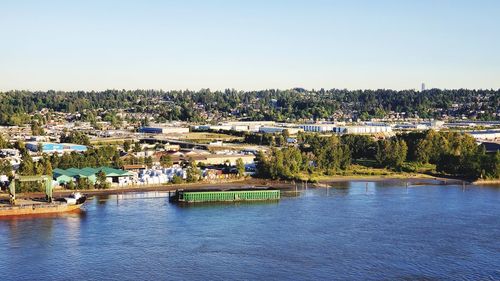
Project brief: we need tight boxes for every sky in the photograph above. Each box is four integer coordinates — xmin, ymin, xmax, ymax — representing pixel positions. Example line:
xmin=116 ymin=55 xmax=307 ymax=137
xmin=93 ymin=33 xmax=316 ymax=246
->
xmin=1 ymin=0 xmax=499 ymax=91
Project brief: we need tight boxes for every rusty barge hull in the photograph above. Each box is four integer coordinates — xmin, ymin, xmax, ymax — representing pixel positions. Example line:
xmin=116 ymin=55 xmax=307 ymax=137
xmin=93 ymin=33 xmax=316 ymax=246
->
xmin=0 ymin=203 xmax=83 ymax=217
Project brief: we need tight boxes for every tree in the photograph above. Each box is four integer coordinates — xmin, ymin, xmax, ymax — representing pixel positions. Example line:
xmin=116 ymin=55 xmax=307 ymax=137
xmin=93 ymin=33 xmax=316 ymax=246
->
xmin=76 ymin=177 xmax=92 ymax=190
xmin=255 ymin=150 xmax=270 ymax=178
xmin=171 ymin=174 xmax=183 ymax=184
xmin=236 ymin=158 xmax=245 ymax=178
xmin=66 ymin=180 xmax=76 ymax=190
xmin=375 ymin=138 xmax=407 ymax=170
xmin=341 ymin=134 xmax=376 ymax=160
xmin=123 ymin=140 xmax=131 ymax=152
xmin=145 ymin=156 xmax=153 ymax=168
xmin=18 ymin=151 xmax=35 ymax=175
xmin=160 ymin=154 xmax=173 ymax=168
xmin=44 ymin=161 xmax=53 ymax=176
xmin=0 ymin=159 xmax=13 ymax=177
xmin=0 ymin=135 xmax=9 ymax=149
xmin=96 ymin=171 xmax=110 ymax=189
xmin=112 ymin=154 xmax=124 ymax=168
xmin=34 ymin=161 xmax=45 ymax=175
xmin=281 ymin=129 xmax=290 ymax=140
xmin=61 ymin=131 xmax=90 ymax=146
xmin=186 ymin=159 xmax=201 ymax=182
xmin=31 ymin=121 xmax=45 ymax=135
xmin=133 ymin=142 xmax=142 ymax=153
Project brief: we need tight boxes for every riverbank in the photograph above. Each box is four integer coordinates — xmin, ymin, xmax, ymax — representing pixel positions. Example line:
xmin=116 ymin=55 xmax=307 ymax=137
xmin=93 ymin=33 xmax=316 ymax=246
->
xmin=0 ymin=173 xmax=472 ymax=200
xmin=312 ymin=174 xmax=466 ymax=186
xmin=472 ymin=179 xmax=500 ymax=185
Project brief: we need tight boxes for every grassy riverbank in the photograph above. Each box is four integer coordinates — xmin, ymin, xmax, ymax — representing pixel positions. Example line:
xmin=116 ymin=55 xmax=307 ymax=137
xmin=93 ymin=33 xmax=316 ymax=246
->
xmin=0 ymin=172 xmax=472 ymax=200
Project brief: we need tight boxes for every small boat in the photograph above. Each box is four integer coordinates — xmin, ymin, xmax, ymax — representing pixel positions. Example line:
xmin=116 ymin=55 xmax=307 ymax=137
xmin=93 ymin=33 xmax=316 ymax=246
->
xmin=60 ymin=192 xmax=87 ymax=205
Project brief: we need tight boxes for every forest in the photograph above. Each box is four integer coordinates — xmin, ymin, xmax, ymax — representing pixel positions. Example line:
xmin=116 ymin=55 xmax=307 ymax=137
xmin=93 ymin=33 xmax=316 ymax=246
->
xmin=0 ymin=88 xmax=498 ymax=125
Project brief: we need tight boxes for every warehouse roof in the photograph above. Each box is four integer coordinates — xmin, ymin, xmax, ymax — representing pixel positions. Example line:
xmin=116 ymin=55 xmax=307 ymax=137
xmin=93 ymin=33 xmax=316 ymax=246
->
xmin=53 ymin=167 xmax=133 ymax=178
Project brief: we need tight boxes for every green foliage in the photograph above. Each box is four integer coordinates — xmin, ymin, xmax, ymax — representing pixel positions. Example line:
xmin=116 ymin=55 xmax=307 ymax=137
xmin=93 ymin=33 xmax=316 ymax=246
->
xmin=0 ymin=159 xmax=13 ymax=176
xmin=133 ymin=142 xmax=142 ymax=153
xmin=236 ymin=158 xmax=245 ymax=177
xmin=171 ymin=174 xmax=183 ymax=184
xmin=398 ymin=130 xmax=499 ymax=180
xmin=50 ymin=145 xmax=122 ymax=169
xmin=30 ymin=121 xmax=45 ymax=135
xmin=160 ymin=154 xmax=173 ymax=168
xmin=95 ymin=171 xmax=110 ymax=189
xmin=76 ymin=177 xmax=93 ymax=190
xmin=66 ymin=180 xmax=76 ymax=190
xmin=0 ymin=135 xmax=9 ymax=149
xmin=145 ymin=156 xmax=153 ymax=168
xmin=341 ymin=134 xmax=377 ymax=160
xmin=61 ymin=131 xmax=90 ymax=146
xmin=186 ymin=159 xmax=201 ymax=182
xmin=244 ymin=132 xmax=275 ymax=146
xmin=0 ymin=89 xmax=497 ymax=126
xmin=257 ymin=134 xmax=351 ymax=180
xmin=123 ymin=140 xmax=131 ymax=152
xmin=375 ymin=139 xmax=408 ymax=170
xmin=18 ymin=151 xmax=35 ymax=175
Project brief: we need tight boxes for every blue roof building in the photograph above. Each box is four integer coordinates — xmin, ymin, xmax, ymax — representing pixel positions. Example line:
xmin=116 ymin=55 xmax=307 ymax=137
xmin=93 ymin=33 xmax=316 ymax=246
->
xmin=26 ymin=142 xmax=88 ymax=153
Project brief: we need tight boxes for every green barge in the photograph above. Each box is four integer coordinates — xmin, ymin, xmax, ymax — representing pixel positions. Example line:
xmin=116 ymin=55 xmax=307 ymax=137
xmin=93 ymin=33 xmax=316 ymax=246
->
xmin=169 ymin=188 xmax=280 ymax=203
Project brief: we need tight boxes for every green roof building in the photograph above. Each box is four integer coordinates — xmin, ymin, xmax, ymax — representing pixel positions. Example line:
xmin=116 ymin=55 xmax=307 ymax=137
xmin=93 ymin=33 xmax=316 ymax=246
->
xmin=53 ymin=167 xmax=134 ymax=186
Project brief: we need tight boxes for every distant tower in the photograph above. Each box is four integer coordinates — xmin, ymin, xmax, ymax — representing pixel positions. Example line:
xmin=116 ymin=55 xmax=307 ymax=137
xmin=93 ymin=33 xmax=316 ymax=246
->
xmin=421 ymin=83 xmax=426 ymax=91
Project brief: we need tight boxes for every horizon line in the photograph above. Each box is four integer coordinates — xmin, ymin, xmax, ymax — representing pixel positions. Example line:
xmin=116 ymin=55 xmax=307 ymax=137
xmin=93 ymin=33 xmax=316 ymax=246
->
xmin=1 ymin=87 xmax=499 ymax=92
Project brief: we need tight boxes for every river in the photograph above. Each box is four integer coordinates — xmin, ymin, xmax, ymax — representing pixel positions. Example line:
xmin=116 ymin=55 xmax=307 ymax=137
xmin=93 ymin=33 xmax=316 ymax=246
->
xmin=1 ymin=181 xmax=499 ymax=280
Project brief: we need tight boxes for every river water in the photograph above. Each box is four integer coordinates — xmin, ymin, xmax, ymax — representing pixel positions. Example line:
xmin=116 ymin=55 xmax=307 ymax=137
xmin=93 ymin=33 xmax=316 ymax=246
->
xmin=1 ymin=181 xmax=499 ymax=281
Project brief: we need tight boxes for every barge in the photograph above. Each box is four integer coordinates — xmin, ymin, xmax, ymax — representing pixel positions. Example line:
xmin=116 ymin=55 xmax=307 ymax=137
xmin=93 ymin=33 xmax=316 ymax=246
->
xmin=0 ymin=194 xmax=86 ymax=216
xmin=0 ymin=175 xmax=87 ymax=217
xmin=169 ymin=188 xmax=280 ymax=203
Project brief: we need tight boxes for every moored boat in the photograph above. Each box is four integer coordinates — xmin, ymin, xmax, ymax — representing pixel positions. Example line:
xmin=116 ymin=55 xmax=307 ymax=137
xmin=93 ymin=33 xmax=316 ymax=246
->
xmin=0 ymin=196 xmax=86 ymax=217
xmin=0 ymin=175 xmax=87 ymax=217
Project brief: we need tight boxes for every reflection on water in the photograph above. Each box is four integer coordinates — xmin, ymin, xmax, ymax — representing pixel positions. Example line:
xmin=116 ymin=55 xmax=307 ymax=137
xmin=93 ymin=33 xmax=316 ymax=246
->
xmin=174 ymin=200 xmax=280 ymax=209
xmin=0 ymin=182 xmax=499 ymax=281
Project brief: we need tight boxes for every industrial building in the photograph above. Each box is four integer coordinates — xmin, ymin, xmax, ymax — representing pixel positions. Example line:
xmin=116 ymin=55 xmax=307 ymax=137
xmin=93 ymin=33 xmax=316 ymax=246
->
xmin=139 ymin=126 xmax=190 ymax=134
xmin=258 ymin=126 xmax=302 ymax=135
xmin=469 ymin=130 xmax=500 ymax=141
xmin=194 ymin=121 xmax=276 ymax=133
xmin=53 ymin=167 xmax=135 ymax=186
xmin=334 ymin=125 xmax=392 ymax=134
xmin=299 ymin=124 xmax=335 ymax=132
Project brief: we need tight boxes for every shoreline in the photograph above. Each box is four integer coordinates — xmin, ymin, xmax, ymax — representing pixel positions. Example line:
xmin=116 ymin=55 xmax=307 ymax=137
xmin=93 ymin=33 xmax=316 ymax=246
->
xmin=471 ymin=179 xmax=500 ymax=185
xmin=1 ymin=174 xmax=483 ymax=199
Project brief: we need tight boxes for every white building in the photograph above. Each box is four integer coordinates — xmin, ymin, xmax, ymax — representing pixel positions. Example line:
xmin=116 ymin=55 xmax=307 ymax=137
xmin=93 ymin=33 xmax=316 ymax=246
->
xmin=259 ymin=127 xmax=303 ymax=135
xmin=469 ymin=130 xmax=500 ymax=141
xmin=194 ymin=121 xmax=276 ymax=133
xmin=139 ymin=125 xmax=189 ymax=134
xmin=299 ymin=124 xmax=334 ymax=132
xmin=335 ymin=125 xmax=392 ymax=134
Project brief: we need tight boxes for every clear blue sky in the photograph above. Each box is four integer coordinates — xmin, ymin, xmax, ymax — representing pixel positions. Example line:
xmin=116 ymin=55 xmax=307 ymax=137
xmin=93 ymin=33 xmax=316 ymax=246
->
xmin=1 ymin=0 xmax=499 ymax=91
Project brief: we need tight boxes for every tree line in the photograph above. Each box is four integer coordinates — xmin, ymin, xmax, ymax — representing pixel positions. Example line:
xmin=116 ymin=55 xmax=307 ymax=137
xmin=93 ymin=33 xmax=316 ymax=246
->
xmin=256 ymin=130 xmax=500 ymax=181
xmin=0 ymin=88 xmax=498 ymax=125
